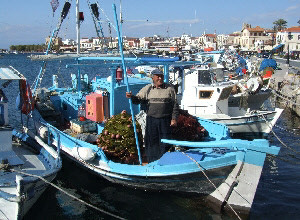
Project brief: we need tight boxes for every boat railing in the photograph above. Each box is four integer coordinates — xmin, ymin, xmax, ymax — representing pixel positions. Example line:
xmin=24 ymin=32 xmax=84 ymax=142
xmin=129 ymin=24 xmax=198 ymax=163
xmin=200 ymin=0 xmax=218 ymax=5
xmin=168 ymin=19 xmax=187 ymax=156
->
xmin=38 ymin=119 xmax=109 ymax=162
xmin=161 ymin=138 xmax=280 ymax=155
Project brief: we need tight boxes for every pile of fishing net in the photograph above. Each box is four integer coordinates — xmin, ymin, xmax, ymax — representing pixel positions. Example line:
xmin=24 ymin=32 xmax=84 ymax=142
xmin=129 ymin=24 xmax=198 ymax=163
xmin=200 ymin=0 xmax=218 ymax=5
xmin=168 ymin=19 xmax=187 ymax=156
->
xmin=172 ymin=109 xmax=208 ymax=141
xmin=97 ymin=110 xmax=143 ymax=164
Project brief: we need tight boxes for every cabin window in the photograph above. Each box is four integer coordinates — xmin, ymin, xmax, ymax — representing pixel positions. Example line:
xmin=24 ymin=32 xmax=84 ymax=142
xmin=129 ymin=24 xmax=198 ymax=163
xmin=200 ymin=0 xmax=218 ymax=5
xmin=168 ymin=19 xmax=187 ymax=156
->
xmin=199 ymin=90 xmax=213 ymax=99
xmin=198 ymin=70 xmax=212 ymax=85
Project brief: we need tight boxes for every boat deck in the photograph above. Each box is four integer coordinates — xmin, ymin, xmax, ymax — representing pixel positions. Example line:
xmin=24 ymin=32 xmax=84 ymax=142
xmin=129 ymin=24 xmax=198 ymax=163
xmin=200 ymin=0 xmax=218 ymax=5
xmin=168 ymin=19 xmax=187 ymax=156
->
xmin=0 ymin=139 xmax=55 ymax=220
xmin=0 ymin=139 xmax=49 ymax=186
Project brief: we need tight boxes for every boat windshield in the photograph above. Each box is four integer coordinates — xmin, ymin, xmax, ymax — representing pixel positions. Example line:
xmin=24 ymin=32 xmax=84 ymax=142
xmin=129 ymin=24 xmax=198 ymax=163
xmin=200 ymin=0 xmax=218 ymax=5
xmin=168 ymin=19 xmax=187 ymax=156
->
xmin=198 ymin=70 xmax=213 ymax=85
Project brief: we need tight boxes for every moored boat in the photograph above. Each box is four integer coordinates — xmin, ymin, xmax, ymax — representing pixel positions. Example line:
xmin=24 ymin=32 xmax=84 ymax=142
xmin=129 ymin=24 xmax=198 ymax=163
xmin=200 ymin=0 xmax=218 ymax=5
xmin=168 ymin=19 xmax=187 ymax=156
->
xmin=178 ymin=66 xmax=283 ymax=137
xmin=0 ymin=67 xmax=61 ymax=220
xmin=27 ymin=1 xmax=281 ymax=216
xmin=30 ymin=55 xmax=280 ymax=216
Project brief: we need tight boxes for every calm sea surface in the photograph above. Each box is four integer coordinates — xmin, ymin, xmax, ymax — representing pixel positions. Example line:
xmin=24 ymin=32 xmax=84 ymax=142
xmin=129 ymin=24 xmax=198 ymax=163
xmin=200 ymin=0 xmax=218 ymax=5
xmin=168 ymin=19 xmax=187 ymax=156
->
xmin=1 ymin=54 xmax=300 ymax=220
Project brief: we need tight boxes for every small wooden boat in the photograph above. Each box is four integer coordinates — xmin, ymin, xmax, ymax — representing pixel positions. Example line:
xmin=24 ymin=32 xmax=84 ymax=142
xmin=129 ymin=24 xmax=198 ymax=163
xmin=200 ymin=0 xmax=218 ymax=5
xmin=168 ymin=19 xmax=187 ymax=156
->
xmin=178 ymin=67 xmax=283 ymax=137
xmin=27 ymin=2 xmax=281 ymax=216
xmin=0 ymin=67 xmax=61 ymax=220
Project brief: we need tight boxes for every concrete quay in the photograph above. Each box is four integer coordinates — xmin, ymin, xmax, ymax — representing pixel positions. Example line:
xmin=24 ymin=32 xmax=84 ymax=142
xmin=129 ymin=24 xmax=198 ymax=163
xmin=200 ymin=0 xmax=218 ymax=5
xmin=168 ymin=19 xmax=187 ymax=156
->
xmin=270 ymin=63 xmax=300 ymax=116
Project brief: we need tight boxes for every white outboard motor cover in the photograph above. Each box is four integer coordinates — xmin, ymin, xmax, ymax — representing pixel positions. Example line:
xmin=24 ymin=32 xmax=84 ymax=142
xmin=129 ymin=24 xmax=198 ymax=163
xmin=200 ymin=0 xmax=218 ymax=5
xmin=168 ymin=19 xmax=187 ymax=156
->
xmin=72 ymin=147 xmax=96 ymax=161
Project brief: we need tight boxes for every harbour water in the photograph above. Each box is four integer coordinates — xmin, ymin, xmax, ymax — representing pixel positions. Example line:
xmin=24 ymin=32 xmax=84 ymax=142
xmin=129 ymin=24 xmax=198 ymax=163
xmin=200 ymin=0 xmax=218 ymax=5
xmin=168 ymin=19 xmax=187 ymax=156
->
xmin=1 ymin=54 xmax=300 ymax=219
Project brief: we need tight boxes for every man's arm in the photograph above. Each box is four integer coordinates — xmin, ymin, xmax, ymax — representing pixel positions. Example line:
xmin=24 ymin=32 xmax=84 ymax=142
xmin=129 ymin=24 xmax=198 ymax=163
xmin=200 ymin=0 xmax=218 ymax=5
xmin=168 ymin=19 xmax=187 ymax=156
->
xmin=126 ymin=84 xmax=152 ymax=104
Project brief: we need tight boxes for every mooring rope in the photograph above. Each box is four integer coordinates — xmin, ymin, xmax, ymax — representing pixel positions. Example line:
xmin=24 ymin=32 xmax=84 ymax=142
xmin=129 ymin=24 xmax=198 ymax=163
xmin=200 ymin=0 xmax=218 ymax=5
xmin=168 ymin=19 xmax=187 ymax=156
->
xmin=272 ymin=122 xmax=300 ymax=138
xmin=259 ymin=114 xmax=300 ymax=156
xmin=181 ymin=152 xmax=242 ymax=220
xmin=9 ymin=169 xmax=126 ymax=220
xmin=269 ymin=154 xmax=300 ymax=165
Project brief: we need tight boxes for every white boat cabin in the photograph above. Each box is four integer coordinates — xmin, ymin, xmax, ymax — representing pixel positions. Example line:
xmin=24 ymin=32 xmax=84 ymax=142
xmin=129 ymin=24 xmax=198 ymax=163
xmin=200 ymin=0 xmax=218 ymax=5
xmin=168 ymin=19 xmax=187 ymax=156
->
xmin=180 ymin=69 xmax=234 ymax=117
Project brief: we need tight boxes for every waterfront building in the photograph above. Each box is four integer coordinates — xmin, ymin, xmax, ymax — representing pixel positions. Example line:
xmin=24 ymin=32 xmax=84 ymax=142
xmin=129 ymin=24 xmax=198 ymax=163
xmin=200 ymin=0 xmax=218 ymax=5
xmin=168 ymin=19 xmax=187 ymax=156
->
xmin=276 ymin=26 xmax=300 ymax=55
xmin=240 ymin=23 xmax=272 ymax=51
xmin=216 ymin=34 xmax=229 ymax=50
xmin=45 ymin=36 xmax=62 ymax=47
xmin=62 ymin=39 xmax=76 ymax=46
xmin=198 ymin=33 xmax=217 ymax=50
xmin=139 ymin=37 xmax=152 ymax=49
xmin=80 ymin=37 xmax=93 ymax=51
xmin=123 ymin=37 xmax=140 ymax=50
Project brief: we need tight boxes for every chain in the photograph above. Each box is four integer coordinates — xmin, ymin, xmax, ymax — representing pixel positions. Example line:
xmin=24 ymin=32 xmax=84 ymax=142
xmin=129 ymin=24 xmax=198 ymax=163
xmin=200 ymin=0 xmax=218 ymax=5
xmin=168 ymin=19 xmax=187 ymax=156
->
xmin=259 ymin=114 xmax=300 ymax=156
xmin=272 ymin=122 xmax=300 ymax=137
xmin=271 ymin=89 xmax=300 ymax=106
xmin=269 ymin=154 xmax=300 ymax=165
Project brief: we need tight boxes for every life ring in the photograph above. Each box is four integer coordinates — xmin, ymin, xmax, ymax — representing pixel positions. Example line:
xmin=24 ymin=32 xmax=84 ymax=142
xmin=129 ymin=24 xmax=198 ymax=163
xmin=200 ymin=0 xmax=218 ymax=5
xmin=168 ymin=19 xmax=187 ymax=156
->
xmin=20 ymin=80 xmax=35 ymax=115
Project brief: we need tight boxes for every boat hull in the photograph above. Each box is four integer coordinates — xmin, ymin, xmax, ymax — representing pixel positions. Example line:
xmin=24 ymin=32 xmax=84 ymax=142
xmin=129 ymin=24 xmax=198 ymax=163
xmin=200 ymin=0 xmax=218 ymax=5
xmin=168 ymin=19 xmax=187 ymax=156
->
xmin=58 ymin=148 xmax=235 ymax=194
xmin=0 ymin=131 xmax=61 ymax=220
xmin=0 ymin=171 xmax=59 ymax=220
xmin=205 ymin=108 xmax=283 ymax=136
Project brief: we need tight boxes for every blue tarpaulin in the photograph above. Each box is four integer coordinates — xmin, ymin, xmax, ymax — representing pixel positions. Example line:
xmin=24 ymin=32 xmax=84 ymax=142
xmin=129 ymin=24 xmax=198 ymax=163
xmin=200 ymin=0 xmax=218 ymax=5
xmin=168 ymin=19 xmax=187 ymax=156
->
xmin=259 ymin=59 xmax=277 ymax=71
xmin=272 ymin=44 xmax=284 ymax=51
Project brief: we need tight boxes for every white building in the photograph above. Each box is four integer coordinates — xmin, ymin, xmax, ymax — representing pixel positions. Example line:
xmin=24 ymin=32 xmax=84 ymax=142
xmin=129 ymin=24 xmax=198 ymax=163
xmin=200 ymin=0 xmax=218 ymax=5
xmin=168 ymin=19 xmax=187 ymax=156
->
xmin=62 ymin=39 xmax=76 ymax=46
xmin=80 ymin=38 xmax=93 ymax=51
xmin=276 ymin=26 xmax=300 ymax=53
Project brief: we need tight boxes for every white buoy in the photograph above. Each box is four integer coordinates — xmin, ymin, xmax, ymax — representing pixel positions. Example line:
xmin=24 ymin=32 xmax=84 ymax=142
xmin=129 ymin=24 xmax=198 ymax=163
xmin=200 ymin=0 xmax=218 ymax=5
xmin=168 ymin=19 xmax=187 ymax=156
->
xmin=72 ymin=147 xmax=96 ymax=161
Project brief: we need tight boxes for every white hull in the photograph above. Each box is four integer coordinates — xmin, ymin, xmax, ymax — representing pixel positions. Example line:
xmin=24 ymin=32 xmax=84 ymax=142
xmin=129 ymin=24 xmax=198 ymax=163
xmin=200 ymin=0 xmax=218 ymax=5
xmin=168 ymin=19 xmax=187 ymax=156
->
xmin=0 ymin=67 xmax=62 ymax=219
xmin=201 ymin=108 xmax=283 ymax=135
xmin=0 ymin=172 xmax=58 ymax=220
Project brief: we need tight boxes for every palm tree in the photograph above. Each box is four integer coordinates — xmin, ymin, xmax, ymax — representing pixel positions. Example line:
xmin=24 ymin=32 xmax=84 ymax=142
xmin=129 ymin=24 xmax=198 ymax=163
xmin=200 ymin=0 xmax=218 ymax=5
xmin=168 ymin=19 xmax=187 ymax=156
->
xmin=273 ymin=19 xmax=288 ymax=31
xmin=298 ymin=19 xmax=300 ymax=25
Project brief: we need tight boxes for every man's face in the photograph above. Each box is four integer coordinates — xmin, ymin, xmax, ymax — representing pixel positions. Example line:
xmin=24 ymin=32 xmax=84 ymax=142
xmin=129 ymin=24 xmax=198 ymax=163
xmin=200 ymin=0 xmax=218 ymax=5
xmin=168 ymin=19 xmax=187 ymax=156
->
xmin=152 ymin=74 xmax=164 ymax=87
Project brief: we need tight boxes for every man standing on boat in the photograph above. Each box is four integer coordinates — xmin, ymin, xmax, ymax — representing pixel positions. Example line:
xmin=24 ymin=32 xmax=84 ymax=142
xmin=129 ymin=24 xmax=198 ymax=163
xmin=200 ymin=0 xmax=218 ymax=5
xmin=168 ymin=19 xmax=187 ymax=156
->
xmin=126 ymin=69 xmax=179 ymax=163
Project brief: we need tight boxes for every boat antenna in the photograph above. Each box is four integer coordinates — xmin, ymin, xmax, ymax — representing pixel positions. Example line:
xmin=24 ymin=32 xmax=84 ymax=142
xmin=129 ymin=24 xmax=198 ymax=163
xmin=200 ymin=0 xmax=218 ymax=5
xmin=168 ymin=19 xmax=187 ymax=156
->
xmin=76 ymin=0 xmax=80 ymax=54
xmin=119 ymin=0 xmax=123 ymax=44
xmin=113 ymin=3 xmax=142 ymax=165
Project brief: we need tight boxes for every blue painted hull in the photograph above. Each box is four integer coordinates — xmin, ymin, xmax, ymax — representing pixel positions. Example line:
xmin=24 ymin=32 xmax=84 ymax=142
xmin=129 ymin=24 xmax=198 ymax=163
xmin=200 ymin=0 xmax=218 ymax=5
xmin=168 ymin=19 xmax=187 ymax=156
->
xmin=30 ymin=55 xmax=281 ymax=213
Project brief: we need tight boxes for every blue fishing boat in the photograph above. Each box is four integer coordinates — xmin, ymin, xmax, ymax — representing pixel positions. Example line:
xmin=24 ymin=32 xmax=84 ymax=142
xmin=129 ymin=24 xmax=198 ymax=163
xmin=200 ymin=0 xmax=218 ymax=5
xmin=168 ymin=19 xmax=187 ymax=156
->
xmin=27 ymin=1 xmax=280 ymax=216
xmin=0 ymin=67 xmax=61 ymax=220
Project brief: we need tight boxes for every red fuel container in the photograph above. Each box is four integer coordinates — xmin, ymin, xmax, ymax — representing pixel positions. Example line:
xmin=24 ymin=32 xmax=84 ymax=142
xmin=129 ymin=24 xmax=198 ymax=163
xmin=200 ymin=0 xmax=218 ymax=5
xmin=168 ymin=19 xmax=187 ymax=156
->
xmin=86 ymin=93 xmax=108 ymax=122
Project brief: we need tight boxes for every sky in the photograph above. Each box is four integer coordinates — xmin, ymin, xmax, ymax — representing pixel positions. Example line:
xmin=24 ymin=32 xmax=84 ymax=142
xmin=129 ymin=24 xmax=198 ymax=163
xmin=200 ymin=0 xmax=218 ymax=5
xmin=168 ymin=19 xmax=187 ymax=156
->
xmin=0 ymin=0 xmax=300 ymax=49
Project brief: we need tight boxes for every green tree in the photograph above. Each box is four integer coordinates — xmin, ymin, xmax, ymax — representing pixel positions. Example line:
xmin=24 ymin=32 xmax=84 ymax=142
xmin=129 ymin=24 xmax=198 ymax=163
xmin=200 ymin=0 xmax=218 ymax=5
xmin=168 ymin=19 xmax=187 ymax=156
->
xmin=273 ymin=19 xmax=288 ymax=31
xmin=10 ymin=45 xmax=16 ymax=51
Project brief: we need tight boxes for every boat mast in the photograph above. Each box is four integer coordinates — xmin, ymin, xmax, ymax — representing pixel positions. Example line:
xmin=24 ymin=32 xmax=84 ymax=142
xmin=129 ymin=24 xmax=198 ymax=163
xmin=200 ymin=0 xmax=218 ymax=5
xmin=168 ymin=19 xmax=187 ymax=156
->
xmin=119 ymin=0 xmax=123 ymax=44
xmin=76 ymin=0 xmax=80 ymax=54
